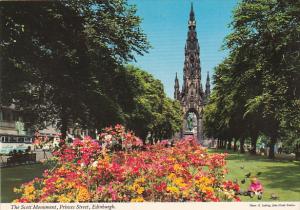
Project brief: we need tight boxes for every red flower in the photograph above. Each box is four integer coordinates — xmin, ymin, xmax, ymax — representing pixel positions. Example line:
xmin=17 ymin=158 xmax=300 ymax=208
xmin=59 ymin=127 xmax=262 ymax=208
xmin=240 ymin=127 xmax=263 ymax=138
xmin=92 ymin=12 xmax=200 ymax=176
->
xmin=154 ymin=182 xmax=167 ymax=192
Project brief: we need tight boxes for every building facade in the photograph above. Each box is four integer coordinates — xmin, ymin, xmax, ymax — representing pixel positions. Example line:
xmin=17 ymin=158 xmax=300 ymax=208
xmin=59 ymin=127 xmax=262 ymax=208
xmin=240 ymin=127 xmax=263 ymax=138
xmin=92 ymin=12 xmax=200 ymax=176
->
xmin=174 ymin=4 xmax=210 ymax=143
xmin=0 ymin=105 xmax=25 ymax=135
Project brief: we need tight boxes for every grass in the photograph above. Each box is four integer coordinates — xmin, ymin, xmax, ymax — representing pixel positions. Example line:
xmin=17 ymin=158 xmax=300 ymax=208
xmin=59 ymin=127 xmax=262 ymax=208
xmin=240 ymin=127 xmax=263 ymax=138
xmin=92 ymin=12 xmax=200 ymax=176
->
xmin=209 ymin=149 xmax=300 ymax=201
xmin=0 ymin=164 xmax=48 ymax=203
xmin=1 ymin=151 xmax=299 ymax=202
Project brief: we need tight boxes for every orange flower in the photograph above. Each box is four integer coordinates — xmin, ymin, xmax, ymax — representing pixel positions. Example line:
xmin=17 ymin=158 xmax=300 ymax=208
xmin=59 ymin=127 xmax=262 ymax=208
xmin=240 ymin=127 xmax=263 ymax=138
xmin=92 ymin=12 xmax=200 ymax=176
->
xmin=76 ymin=187 xmax=90 ymax=202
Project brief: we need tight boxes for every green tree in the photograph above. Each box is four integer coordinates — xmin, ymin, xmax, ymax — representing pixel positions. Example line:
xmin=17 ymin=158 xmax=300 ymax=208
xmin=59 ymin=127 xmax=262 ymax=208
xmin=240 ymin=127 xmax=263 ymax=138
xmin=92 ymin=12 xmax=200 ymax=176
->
xmin=117 ymin=65 xmax=182 ymax=140
xmin=229 ymin=0 xmax=300 ymax=158
xmin=205 ymin=0 xmax=300 ymax=159
xmin=0 ymin=1 xmax=150 ymax=138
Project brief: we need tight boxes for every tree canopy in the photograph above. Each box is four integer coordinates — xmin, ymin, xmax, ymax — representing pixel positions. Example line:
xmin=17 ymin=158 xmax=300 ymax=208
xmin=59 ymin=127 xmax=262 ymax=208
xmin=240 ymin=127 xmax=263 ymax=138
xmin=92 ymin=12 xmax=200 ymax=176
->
xmin=203 ymin=0 xmax=300 ymax=159
xmin=0 ymin=1 xmax=146 ymax=136
xmin=0 ymin=1 xmax=182 ymax=140
xmin=117 ymin=65 xmax=182 ymax=140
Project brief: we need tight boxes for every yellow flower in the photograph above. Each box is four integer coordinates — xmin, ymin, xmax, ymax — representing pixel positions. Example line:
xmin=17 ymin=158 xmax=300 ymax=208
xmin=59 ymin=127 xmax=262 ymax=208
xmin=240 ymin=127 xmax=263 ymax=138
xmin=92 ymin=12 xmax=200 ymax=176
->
xmin=58 ymin=195 xmax=72 ymax=203
xmin=199 ymin=177 xmax=212 ymax=185
xmin=167 ymin=173 xmax=176 ymax=180
xmin=133 ymin=183 xmax=140 ymax=190
xmin=173 ymin=164 xmax=182 ymax=172
xmin=167 ymin=157 xmax=175 ymax=162
xmin=135 ymin=177 xmax=145 ymax=183
xmin=166 ymin=186 xmax=180 ymax=194
xmin=24 ymin=185 xmax=35 ymax=196
xmin=173 ymin=177 xmax=186 ymax=188
xmin=103 ymin=152 xmax=111 ymax=162
xmin=55 ymin=178 xmax=65 ymax=189
xmin=195 ymin=176 xmax=212 ymax=188
xmin=26 ymin=194 xmax=35 ymax=201
xmin=128 ymin=183 xmax=139 ymax=191
xmin=202 ymin=186 xmax=214 ymax=194
xmin=182 ymin=190 xmax=190 ymax=198
xmin=131 ymin=196 xmax=145 ymax=202
xmin=173 ymin=177 xmax=184 ymax=186
xmin=136 ymin=187 xmax=144 ymax=195
xmin=66 ymin=181 xmax=76 ymax=189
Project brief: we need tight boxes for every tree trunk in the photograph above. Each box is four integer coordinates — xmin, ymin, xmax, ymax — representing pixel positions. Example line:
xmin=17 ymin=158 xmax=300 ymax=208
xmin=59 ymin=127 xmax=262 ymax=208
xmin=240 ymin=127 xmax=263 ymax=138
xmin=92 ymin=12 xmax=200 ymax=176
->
xmin=227 ymin=139 xmax=232 ymax=150
xmin=268 ymin=135 xmax=277 ymax=159
xmin=250 ymin=134 xmax=258 ymax=155
xmin=240 ymin=139 xmax=245 ymax=153
xmin=149 ymin=132 xmax=154 ymax=145
xmin=296 ymin=152 xmax=300 ymax=161
xmin=61 ymin=121 xmax=68 ymax=140
xmin=295 ymin=144 xmax=300 ymax=161
xmin=60 ymin=107 xmax=68 ymax=140
xmin=233 ymin=139 xmax=237 ymax=152
xmin=222 ymin=140 xmax=226 ymax=149
xmin=220 ymin=140 xmax=224 ymax=149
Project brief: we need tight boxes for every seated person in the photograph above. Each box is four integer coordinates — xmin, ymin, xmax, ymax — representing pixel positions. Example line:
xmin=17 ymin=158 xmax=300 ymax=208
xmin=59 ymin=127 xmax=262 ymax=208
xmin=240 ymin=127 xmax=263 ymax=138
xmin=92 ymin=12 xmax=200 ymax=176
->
xmin=248 ymin=176 xmax=263 ymax=199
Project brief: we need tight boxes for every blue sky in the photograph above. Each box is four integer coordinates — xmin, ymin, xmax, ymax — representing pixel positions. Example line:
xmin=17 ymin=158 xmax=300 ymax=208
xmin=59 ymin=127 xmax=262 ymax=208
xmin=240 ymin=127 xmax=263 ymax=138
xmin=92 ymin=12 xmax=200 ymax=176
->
xmin=128 ymin=0 xmax=239 ymax=98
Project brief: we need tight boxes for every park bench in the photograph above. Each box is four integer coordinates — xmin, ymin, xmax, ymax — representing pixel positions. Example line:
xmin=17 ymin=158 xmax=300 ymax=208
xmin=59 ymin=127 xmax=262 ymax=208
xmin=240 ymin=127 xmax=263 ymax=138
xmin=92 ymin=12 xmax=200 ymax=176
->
xmin=6 ymin=153 xmax=36 ymax=166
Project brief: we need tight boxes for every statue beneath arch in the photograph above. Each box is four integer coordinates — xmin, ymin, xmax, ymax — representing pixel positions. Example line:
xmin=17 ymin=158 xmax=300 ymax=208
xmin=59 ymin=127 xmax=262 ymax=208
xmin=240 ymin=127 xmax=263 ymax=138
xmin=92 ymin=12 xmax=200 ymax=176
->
xmin=186 ymin=112 xmax=194 ymax=131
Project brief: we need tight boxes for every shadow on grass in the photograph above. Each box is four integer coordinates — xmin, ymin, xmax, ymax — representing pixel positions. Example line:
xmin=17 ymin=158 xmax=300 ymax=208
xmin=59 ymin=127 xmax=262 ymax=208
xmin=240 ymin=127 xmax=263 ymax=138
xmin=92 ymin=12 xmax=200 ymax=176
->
xmin=262 ymin=163 xmax=300 ymax=193
xmin=209 ymin=148 xmax=296 ymax=163
xmin=211 ymin=148 xmax=300 ymax=198
xmin=1 ymin=163 xmax=48 ymax=202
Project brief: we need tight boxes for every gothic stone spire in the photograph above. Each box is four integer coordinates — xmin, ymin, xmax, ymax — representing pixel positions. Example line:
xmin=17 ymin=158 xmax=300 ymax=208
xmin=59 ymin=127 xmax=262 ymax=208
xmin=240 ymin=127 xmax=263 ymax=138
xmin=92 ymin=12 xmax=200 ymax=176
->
xmin=205 ymin=71 xmax=211 ymax=98
xmin=189 ymin=3 xmax=195 ymax=22
xmin=174 ymin=73 xmax=180 ymax=100
xmin=181 ymin=2 xmax=203 ymax=102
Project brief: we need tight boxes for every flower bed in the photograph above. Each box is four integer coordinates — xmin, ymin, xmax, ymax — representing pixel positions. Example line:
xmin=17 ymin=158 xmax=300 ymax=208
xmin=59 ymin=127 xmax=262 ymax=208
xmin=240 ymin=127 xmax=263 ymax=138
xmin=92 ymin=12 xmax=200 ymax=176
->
xmin=14 ymin=125 xmax=240 ymax=202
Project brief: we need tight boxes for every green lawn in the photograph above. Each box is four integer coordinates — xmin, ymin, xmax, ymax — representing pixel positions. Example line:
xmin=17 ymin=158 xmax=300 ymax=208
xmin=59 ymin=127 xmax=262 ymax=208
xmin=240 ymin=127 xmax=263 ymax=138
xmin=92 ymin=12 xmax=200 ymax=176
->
xmin=1 ymin=152 xmax=300 ymax=202
xmin=210 ymin=149 xmax=300 ymax=201
xmin=0 ymin=164 xmax=48 ymax=203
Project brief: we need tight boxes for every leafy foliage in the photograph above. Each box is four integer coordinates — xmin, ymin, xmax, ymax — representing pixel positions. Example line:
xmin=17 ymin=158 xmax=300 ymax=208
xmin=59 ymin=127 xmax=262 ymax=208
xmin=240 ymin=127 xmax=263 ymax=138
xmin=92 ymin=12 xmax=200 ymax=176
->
xmin=0 ymin=1 xmax=182 ymax=141
xmin=204 ymin=0 xmax=300 ymax=159
xmin=0 ymin=1 xmax=149 ymax=136
xmin=116 ymin=65 xmax=182 ymax=140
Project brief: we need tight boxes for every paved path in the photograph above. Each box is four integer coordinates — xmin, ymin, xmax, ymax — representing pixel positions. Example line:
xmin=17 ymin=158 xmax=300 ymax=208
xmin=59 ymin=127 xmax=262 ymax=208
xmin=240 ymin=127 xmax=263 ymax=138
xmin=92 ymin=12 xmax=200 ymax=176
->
xmin=34 ymin=149 xmax=53 ymax=161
